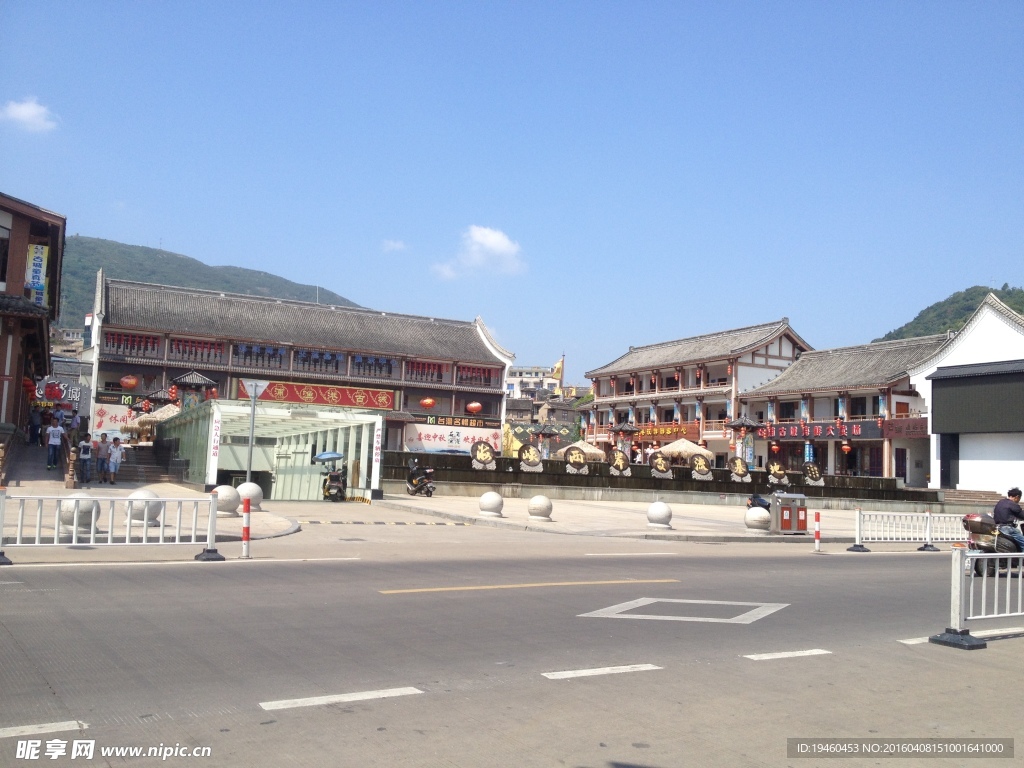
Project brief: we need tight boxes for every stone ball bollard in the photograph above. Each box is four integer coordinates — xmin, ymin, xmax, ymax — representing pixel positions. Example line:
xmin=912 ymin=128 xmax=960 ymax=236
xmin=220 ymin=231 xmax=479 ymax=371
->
xmin=213 ymin=485 xmax=241 ymax=517
xmin=528 ymin=495 xmax=553 ymax=522
xmin=126 ymin=489 xmax=164 ymax=526
xmin=236 ymin=481 xmax=264 ymax=511
xmin=58 ymin=492 xmax=101 ymax=530
xmin=478 ymin=491 xmax=504 ymax=518
xmin=647 ymin=501 xmax=673 ymax=529
xmin=744 ymin=503 xmax=771 ymax=533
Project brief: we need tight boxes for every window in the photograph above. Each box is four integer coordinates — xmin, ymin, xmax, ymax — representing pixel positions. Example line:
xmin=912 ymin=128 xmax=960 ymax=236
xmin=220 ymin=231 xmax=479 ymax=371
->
xmin=779 ymin=402 xmax=798 ymax=421
xmin=0 ymin=224 xmax=9 ymax=285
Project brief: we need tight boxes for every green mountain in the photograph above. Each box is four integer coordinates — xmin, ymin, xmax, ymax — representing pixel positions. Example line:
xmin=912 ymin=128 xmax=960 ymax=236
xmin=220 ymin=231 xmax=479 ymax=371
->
xmin=57 ymin=236 xmax=359 ymax=328
xmin=874 ymin=284 xmax=1024 ymax=342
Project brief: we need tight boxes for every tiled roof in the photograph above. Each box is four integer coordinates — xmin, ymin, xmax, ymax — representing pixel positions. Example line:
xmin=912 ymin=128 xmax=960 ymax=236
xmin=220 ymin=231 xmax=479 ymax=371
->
xmin=0 ymin=295 xmax=49 ymax=318
xmin=746 ymin=335 xmax=948 ymax=396
xmin=927 ymin=359 xmax=1024 ymax=380
xmin=172 ymin=370 xmax=217 ymax=386
xmin=584 ymin=319 xmax=810 ymax=378
xmin=102 ymin=278 xmax=512 ymax=365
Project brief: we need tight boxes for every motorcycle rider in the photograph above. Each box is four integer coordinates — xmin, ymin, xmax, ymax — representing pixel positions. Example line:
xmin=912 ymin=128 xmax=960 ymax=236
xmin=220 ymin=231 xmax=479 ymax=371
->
xmin=993 ymin=487 xmax=1024 ymax=550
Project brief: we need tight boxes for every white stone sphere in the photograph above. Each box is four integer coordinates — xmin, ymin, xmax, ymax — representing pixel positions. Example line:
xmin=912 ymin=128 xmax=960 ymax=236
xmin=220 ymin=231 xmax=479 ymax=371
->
xmin=744 ymin=505 xmax=771 ymax=532
xmin=58 ymin=492 xmax=101 ymax=528
xmin=213 ymin=485 xmax=241 ymax=516
xmin=235 ymin=482 xmax=264 ymax=511
xmin=528 ymin=495 xmax=553 ymax=521
xmin=126 ymin=489 xmax=163 ymax=526
xmin=647 ymin=501 xmax=673 ymax=529
xmin=478 ymin=491 xmax=504 ymax=517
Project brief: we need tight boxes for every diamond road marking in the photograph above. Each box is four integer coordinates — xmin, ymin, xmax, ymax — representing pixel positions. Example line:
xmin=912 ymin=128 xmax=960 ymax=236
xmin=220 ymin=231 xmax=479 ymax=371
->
xmin=578 ymin=598 xmax=789 ymax=624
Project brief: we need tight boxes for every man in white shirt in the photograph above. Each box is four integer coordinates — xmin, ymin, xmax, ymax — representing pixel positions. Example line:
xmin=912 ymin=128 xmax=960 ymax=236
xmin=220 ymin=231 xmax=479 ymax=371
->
xmin=77 ymin=432 xmax=93 ymax=485
xmin=45 ymin=418 xmax=65 ymax=471
xmin=107 ymin=437 xmax=126 ymax=485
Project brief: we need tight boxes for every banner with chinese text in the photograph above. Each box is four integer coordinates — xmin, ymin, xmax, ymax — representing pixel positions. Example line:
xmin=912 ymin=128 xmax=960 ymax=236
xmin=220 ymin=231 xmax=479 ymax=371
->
xmin=237 ymin=380 xmax=395 ymax=410
xmin=404 ymin=423 xmax=502 ymax=454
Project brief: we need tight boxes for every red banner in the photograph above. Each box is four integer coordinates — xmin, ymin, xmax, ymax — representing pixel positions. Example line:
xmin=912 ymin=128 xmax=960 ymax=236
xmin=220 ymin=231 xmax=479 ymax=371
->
xmin=238 ymin=380 xmax=395 ymax=410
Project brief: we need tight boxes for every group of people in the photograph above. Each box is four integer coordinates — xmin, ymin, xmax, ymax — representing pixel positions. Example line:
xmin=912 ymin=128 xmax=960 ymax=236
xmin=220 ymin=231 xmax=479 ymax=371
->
xmin=74 ymin=433 xmax=126 ymax=485
xmin=30 ymin=405 xmax=81 ymax=449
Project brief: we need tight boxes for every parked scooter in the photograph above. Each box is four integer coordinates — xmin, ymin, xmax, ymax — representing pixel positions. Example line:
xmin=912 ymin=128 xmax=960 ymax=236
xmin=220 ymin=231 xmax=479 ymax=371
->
xmin=407 ymin=459 xmax=435 ymax=497
xmin=322 ymin=466 xmax=346 ymax=502
xmin=962 ymin=512 xmax=1022 ymax=575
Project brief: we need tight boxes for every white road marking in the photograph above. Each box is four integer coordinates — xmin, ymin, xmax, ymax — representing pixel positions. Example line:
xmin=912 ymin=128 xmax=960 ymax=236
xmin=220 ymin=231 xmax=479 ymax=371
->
xmin=0 ymin=720 xmax=87 ymax=739
xmin=259 ymin=686 xmax=422 ymax=711
xmin=542 ymin=664 xmax=662 ymax=680
xmin=899 ymin=626 xmax=1024 ymax=645
xmin=0 ymin=581 xmax=25 ymax=584
xmin=743 ymin=649 xmax=832 ymax=661
xmin=580 ymin=597 xmax=788 ymax=624
xmin=584 ymin=553 xmax=678 ymax=557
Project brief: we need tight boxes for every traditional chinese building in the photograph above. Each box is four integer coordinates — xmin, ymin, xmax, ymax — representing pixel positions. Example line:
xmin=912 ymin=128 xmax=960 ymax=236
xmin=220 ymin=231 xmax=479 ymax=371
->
xmin=583 ymin=319 xmax=811 ymax=464
xmin=84 ymin=274 xmax=513 ymax=498
xmin=0 ymin=192 xmax=65 ymax=430
xmin=743 ymin=335 xmax=946 ymax=483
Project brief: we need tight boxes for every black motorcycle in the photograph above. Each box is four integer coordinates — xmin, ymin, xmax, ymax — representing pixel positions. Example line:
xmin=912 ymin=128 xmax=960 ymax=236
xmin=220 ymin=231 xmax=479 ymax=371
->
xmin=406 ymin=460 xmax=435 ymax=497
xmin=962 ymin=512 xmax=1022 ymax=575
xmin=322 ymin=467 xmax=346 ymax=502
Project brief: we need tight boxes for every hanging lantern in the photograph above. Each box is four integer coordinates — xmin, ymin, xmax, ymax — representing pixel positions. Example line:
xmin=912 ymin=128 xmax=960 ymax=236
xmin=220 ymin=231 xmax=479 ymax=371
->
xmin=727 ymin=364 xmax=733 ymax=375
xmin=729 ymin=442 xmax=736 ymax=451
xmin=209 ymin=387 xmax=218 ymax=399
xmin=120 ymin=374 xmax=139 ymax=390
xmin=466 ymin=401 xmax=483 ymax=414
xmin=771 ymin=442 xmax=780 ymax=454
xmin=168 ymin=385 xmax=179 ymax=400
xmin=419 ymin=397 xmax=436 ymax=410
xmin=841 ymin=442 xmax=852 ymax=454
xmin=877 ymin=417 xmax=883 ymax=428
xmin=142 ymin=400 xmax=153 ymax=413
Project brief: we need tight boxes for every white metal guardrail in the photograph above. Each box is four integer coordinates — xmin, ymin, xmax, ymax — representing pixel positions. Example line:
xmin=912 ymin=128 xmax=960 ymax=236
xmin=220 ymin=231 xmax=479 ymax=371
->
xmin=0 ymin=489 xmax=225 ymax=564
xmin=848 ymin=510 xmax=967 ymax=552
xmin=930 ymin=548 xmax=1024 ymax=649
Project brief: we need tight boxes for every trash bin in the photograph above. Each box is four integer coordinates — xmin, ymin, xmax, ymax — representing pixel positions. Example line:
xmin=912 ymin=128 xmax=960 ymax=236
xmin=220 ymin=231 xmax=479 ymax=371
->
xmin=770 ymin=492 xmax=808 ymax=535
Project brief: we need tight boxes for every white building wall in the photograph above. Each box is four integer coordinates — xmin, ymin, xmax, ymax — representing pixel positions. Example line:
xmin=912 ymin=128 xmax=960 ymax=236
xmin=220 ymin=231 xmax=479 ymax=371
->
xmin=910 ymin=303 xmax=1024 ymax=489
xmin=957 ymin=434 xmax=1024 ymax=494
xmin=736 ymin=364 xmax=780 ymax=392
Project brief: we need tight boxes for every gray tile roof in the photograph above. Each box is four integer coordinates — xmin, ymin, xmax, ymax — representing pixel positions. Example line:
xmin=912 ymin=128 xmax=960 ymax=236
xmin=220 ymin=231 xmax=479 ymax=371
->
xmin=0 ymin=295 xmax=49 ymax=318
xmin=102 ymin=278 xmax=512 ymax=365
xmin=746 ymin=335 xmax=948 ymax=396
xmin=927 ymin=358 xmax=1024 ymax=380
xmin=585 ymin=319 xmax=810 ymax=378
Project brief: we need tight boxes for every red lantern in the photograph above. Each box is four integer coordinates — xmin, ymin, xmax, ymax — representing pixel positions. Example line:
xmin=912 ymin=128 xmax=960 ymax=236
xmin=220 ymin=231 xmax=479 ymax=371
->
xmin=419 ymin=397 xmax=436 ymax=410
xmin=120 ymin=375 xmax=139 ymax=390
xmin=877 ymin=417 xmax=883 ymax=428
xmin=771 ymin=442 xmax=780 ymax=454
xmin=209 ymin=387 xmax=218 ymax=399
xmin=168 ymin=385 xmax=178 ymax=400
xmin=841 ymin=442 xmax=852 ymax=454
xmin=466 ymin=401 xmax=483 ymax=414
xmin=142 ymin=400 xmax=152 ymax=412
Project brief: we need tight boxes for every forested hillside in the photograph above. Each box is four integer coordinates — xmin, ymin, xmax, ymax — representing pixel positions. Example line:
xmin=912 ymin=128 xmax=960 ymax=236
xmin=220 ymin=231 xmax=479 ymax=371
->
xmin=57 ymin=236 xmax=359 ymax=327
xmin=874 ymin=284 xmax=1024 ymax=341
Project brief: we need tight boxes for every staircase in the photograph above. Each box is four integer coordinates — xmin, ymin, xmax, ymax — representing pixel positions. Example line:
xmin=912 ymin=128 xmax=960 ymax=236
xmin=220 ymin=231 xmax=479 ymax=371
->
xmin=942 ymin=489 xmax=1004 ymax=506
xmin=116 ymin=445 xmax=180 ymax=484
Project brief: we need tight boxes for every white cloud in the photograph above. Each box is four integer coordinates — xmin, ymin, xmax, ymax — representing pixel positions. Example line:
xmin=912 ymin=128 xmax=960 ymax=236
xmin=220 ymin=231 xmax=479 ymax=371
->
xmin=432 ymin=225 xmax=525 ymax=280
xmin=0 ymin=97 xmax=58 ymax=132
xmin=382 ymin=239 xmax=406 ymax=252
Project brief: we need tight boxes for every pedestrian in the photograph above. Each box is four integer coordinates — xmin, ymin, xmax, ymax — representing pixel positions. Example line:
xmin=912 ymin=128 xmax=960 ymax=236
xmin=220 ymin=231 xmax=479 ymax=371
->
xmin=28 ymin=406 xmax=41 ymax=446
xmin=77 ymin=432 xmax=93 ymax=485
xmin=107 ymin=437 xmax=126 ymax=485
xmin=68 ymin=409 xmax=81 ymax=448
xmin=45 ymin=417 xmax=65 ymax=471
xmin=95 ymin=433 xmax=111 ymax=483
xmin=55 ymin=407 xmax=66 ymax=428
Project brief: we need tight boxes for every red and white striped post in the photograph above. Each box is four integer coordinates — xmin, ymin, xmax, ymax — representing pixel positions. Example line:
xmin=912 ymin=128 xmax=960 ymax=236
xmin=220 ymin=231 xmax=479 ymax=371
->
xmin=814 ymin=510 xmax=821 ymax=553
xmin=241 ymin=497 xmax=251 ymax=559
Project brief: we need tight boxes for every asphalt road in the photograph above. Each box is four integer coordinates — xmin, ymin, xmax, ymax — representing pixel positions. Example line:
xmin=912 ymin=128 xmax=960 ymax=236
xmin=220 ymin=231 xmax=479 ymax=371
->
xmin=1 ymin=523 xmax=1021 ymax=767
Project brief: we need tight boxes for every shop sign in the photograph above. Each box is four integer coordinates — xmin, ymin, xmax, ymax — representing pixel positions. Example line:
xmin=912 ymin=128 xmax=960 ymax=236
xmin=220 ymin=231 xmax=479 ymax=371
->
xmin=758 ymin=420 xmax=882 ymax=441
xmin=238 ymin=380 xmax=395 ymax=410
xmin=25 ymin=244 xmax=48 ymax=307
xmin=883 ymin=417 xmax=929 ymax=439
xmin=404 ymin=423 xmax=501 ymax=454
xmin=424 ymin=415 xmax=501 ymax=429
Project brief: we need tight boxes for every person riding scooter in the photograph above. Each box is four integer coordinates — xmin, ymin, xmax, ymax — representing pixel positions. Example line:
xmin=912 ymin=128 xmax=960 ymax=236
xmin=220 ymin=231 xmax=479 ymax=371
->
xmin=321 ymin=465 xmax=346 ymax=502
xmin=993 ymin=487 xmax=1024 ymax=550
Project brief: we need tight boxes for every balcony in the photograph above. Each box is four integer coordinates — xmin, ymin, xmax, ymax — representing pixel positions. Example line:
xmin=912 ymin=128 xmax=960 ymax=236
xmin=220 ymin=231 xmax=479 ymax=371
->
xmin=232 ymin=343 xmax=288 ymax=371
xmin=102 ymin=332 xmax=163 ymax=361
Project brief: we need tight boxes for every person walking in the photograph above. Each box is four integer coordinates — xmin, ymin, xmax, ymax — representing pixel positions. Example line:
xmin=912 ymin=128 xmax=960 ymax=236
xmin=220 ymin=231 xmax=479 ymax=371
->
xmin=68 ymin=409 xmax=81 ymax=448
xmin=45 ymin=417 xmax=65 ymax=471
xmin=77 ymin=432 xmax=93 ymax=485
xmin=28 ymin=406 xmax=41 ymax=447
xmin=107 ymin=437 xmax=126 ymax=485
xmin=95 ymin=433 xmax=111 ymax=483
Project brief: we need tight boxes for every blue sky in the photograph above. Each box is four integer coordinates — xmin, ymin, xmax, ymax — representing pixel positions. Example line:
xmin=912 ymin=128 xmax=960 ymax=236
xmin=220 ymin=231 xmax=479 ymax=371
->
xmin=2 ymin=2 xmax=1021 ymax=383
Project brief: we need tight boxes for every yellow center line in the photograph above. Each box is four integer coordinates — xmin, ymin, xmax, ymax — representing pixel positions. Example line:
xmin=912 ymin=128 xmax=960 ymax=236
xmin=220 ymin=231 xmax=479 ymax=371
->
xmin=380 ymin=579 xmax=680 ymax=595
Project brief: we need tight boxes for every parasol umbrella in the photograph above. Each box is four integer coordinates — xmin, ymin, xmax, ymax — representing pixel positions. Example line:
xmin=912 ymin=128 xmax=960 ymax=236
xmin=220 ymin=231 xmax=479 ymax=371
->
xmin=554 ymin=440 xmax=606 ymax=461
xmin=313 ymin=451 xmax=345 ymax=463
xmin=659 ymin=437 xmax=715 ymax=462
